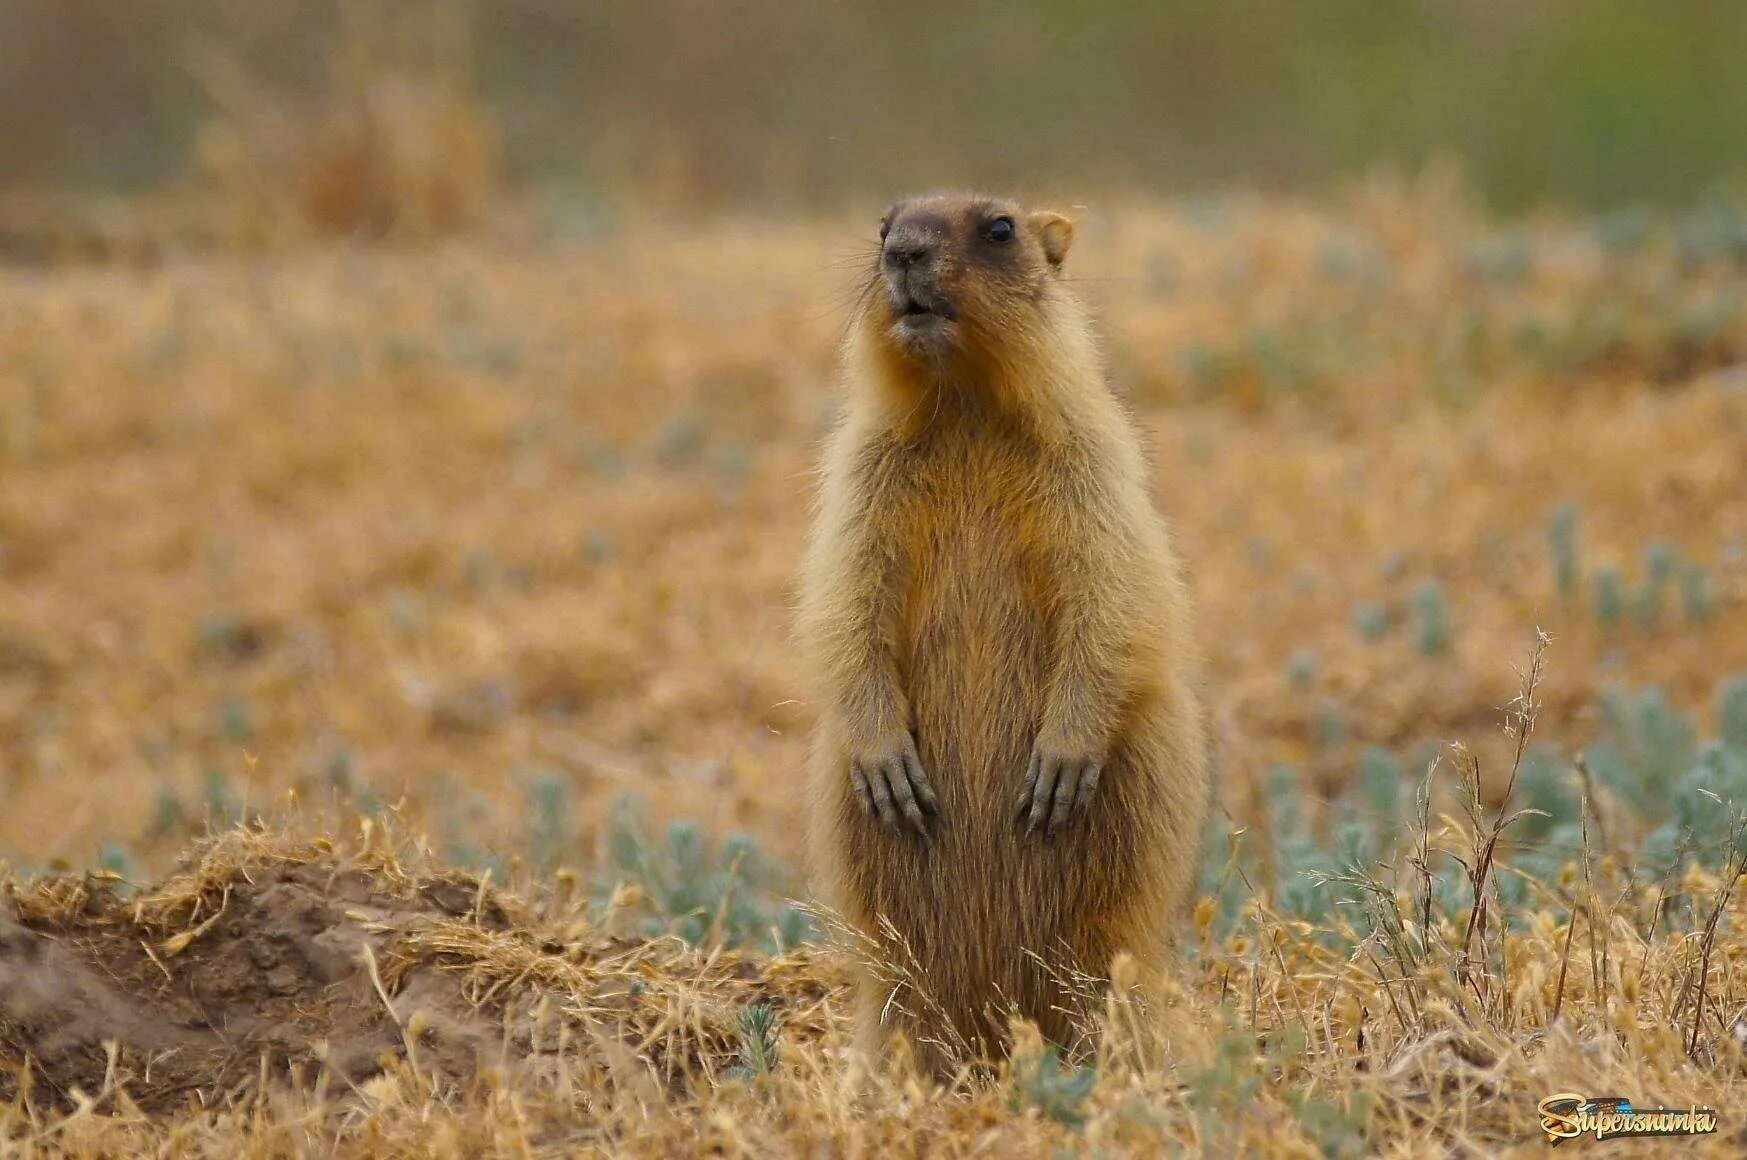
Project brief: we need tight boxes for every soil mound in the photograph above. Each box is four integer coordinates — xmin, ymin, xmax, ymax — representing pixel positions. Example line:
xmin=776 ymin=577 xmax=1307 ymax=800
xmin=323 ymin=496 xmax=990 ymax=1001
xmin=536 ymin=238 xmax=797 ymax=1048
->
xmin=0 ymin=844 xmax=512 ymax=1113
xmin=0 ymin=827 xmax=816 ymax=1119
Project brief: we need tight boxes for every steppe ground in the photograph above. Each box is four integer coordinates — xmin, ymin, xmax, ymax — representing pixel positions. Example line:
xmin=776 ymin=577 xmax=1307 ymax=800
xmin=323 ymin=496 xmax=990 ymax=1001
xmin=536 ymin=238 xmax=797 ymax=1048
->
xmin=4 ymin=174 xmax=1747 ymax=1154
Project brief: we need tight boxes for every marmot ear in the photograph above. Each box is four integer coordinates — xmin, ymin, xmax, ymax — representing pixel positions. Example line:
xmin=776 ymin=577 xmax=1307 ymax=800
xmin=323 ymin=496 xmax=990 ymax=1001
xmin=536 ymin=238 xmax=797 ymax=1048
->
xmin=1029 ymin=212 xmax=1075 ymax=267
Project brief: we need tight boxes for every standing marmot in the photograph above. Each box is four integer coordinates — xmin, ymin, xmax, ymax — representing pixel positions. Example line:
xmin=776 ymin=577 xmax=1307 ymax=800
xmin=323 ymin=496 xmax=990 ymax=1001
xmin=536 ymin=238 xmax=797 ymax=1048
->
xmin=799 ymin=192 xmax=1209 ymax=1077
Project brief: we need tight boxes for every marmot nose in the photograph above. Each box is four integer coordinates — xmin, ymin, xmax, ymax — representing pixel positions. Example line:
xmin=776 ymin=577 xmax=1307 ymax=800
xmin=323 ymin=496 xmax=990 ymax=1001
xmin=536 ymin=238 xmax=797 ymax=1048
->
xmin=882 ymin=229 xmax=935 ymax=269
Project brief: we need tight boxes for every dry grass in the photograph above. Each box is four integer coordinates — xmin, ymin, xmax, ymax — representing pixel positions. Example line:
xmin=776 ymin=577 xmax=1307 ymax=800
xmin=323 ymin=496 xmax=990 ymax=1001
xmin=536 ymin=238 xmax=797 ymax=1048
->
xmin=183 ymin=4 xmax=501 ymax=245
xmin=0 ymin=7 xmax=500 ymax=262
xmin=3 ymin=176 xmax=1747 ymax=1153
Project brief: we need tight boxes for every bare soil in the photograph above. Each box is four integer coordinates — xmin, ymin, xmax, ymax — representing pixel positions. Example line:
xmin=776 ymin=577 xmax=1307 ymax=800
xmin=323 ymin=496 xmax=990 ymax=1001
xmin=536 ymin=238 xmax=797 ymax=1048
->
xmin=0 ymin=861 xmax=509 ymax=1113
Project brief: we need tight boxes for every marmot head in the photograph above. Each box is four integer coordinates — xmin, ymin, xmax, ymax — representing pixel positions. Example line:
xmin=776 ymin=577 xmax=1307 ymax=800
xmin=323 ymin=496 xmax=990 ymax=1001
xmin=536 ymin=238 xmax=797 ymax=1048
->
xmin=861 ymin=192 xmax=1076 ymax=369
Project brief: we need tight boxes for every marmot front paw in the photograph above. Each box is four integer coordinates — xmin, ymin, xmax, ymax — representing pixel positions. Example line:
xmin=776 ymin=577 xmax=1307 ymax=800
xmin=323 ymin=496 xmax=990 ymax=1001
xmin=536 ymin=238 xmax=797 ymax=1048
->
xmin=851 ymin=733 xmax=940 ymax=837
xmin=1016 ymin=744 xmax=1102 ymax=837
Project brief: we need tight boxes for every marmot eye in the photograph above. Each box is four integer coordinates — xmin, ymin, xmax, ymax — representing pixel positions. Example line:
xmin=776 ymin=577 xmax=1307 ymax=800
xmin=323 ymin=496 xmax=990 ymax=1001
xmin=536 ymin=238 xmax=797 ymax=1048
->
xmin=879 ymin=219 xmax=891 ymax=241
xmin=983 ymin=216 xmax=1016 ymax=243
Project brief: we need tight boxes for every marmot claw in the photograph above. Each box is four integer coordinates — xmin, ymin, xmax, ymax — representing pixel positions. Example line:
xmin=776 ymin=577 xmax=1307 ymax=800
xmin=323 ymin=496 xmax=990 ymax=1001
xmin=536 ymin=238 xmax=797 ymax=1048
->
xmin=1016 ymin=746 xmax=1102 ymax=837
xmin=851 ymin=734 xmax=940 ymax=838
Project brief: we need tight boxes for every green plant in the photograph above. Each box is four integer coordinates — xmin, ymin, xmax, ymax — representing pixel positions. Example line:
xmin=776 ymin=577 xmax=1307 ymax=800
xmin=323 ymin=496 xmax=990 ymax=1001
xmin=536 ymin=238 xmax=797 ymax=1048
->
xmin=579 ymin=530 xmax=614 ymax=564
xmin=214 ymin=696 xmax=253 ymax=743
xmin=1205 ymin=671 xmax=1747 ymax=940
xmin=1186 ymin=1030 xmax=1269 ymax=1141
xmin=597 ymin=799 xmax=814 ymax=952
xmin=1588 ymin=686 xmax=1694 ymax=809
xmin=202 ymin=769 xmax=240 ymax=824
xmin=1314 ymin=708 xmax=1347 ymax=749
xmin=1351 ymin=602 xmax=1389 ymax=642
xmin=1011 ymin=1045 xmax=1097 ymax=1129
xmin=150 ymin=784 xmax=186 ymax=837
xmin=1511 ymin=747 xmax=1574 ymax=843
xmin=1352 ymin=747 xmax=1402 ymax=826
xmin=1636 ymin=541 xmax=1678 ymax=629
xmin=96 ymin=841 xmax=134 ymax=879
xmin=580 ymin=439 xmax=627 ymax=478
xmin=1285 ymin=1088 xmax=1371 ymax=1160
xmin=1593 ymin=568 xmax=1626 ymax=630
xmin=1410 ymin=580 xmax=1450 ymax=656
xmin=1547 ymin=503 xmax=1580 ymax=601
xmin=1263 ymin=766 xmax=1340 ymax=921
xmin=1682 ymin=564 xmax=1713 ymax=622
xmin=1722 ymin=677 xmax=1747 ymax=753
xmin=723 ymin=1003 xmax=780 ymax=1083
xmin=656 ymin=415 xmax=706 ymax=467
xmin=526 ymin=771 xmax=572 ymax=872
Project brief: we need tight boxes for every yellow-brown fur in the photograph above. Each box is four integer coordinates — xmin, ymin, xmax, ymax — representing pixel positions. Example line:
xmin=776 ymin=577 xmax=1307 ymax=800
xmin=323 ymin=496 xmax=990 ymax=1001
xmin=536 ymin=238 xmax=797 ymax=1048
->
xmin=798 ymin=193 xmax=1210 ymax=1077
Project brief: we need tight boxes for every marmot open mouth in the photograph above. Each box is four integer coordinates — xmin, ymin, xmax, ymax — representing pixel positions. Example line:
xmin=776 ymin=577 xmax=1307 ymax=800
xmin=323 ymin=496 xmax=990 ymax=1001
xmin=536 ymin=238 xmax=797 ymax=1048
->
xmin=897 ymin=296 xmax=955 ymax=322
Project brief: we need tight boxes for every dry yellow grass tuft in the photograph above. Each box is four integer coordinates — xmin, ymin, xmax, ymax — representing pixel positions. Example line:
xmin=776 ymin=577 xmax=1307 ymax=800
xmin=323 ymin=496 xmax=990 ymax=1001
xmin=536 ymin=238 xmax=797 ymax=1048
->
xmin=3 ymin=178 xmax=1747 ymax=1152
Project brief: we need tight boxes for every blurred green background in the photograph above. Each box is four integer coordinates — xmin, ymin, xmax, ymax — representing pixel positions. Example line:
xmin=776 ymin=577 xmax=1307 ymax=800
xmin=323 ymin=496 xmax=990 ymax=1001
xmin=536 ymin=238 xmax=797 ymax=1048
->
xmin=3 ymin=0 xmax=1745 ymax=210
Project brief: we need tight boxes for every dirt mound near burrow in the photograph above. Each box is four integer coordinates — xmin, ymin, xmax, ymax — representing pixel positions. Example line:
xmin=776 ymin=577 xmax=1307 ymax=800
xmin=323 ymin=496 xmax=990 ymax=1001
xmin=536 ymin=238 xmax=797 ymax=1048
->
xmin=0 ymin=826 xmax=831 ymax=1119
xmin=0 ymin=848 xmax=512 ymax=1113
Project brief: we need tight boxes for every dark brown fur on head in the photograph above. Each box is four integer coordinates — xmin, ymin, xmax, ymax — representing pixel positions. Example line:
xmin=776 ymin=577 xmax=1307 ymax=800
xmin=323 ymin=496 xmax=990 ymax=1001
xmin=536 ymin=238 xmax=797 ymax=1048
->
xmin=862 ymin=192 xmax=1076 ymax=373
